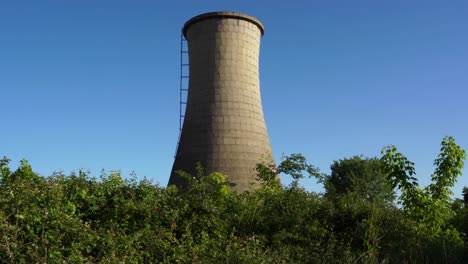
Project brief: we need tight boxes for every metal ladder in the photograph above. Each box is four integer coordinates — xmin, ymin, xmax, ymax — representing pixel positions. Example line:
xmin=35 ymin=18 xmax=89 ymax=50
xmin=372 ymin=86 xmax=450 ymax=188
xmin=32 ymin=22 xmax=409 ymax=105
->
xmin=175 ymin=32 xmax=189 ymax=158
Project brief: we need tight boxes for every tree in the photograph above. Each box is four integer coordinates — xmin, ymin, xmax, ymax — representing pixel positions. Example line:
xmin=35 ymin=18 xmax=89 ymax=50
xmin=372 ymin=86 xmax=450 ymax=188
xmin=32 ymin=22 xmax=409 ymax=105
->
xmin=324 ymin=156 xmax=395 ymax=205
xmin=381 ymin=136 xmax=466 ymax=238
xmin=463 ymin=187 xmax=468 ymax=205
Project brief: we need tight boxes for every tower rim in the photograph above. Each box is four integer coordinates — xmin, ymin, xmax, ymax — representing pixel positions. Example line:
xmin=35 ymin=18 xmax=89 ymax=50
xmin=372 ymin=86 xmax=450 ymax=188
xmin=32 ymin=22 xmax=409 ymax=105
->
xmin=182 ymin=11 xmax=265 ymax=38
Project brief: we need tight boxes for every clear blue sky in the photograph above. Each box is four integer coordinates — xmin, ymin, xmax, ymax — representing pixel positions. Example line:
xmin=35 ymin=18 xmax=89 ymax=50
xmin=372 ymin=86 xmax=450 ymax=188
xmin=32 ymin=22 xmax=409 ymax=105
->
xmin=1 ymin=0 xmax=467 ymax=197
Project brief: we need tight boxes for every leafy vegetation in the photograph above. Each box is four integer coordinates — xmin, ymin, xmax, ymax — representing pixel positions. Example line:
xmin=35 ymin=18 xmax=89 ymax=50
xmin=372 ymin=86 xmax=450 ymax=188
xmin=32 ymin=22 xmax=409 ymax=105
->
xmin=0 ymin=136 xmax=467 ymax=263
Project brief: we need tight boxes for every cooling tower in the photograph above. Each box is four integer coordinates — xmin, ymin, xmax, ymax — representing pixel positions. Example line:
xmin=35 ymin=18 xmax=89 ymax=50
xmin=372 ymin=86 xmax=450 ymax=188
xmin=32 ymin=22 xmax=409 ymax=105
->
xmin=168 ymin=11 xmax=275 ymax=192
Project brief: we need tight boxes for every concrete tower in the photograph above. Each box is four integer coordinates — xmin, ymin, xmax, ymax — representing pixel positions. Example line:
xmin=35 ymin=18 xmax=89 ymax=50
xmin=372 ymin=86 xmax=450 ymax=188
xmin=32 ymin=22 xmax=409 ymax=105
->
xmin=168 ymin=11 xmax=275 ymax=192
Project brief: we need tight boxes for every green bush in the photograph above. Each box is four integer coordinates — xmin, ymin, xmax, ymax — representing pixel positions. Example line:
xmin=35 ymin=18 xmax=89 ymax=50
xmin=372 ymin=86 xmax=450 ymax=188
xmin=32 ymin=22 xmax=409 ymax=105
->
xmin=0 ymin=136 xmax=466 ymax=262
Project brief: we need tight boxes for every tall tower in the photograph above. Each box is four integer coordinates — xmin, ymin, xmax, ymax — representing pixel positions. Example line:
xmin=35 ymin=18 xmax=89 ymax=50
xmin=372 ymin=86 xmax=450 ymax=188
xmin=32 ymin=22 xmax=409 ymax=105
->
xmin=168 ymin=11 xmax=275 ymax=192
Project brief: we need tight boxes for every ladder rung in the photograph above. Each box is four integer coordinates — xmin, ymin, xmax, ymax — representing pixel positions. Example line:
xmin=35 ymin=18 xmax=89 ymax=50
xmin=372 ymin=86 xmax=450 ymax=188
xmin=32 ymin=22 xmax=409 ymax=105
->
xmin=181 ymin=102 xmax=187 ymax=105
xmin=181 ymin=51 xmax=188 ymax=53
xmin=181 ymin=64 xmax=189 ymax=66
xmin=181 ymin=89 xmax=188 ymax=91
xmin=181 ymin=76 xmax=189 ymax=78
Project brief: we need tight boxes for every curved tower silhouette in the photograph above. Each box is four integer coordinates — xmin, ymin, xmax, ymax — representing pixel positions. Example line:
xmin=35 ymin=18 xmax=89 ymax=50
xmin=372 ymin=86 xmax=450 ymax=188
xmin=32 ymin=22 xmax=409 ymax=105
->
xmin=168 ymin=11 xmax=275 ymax=192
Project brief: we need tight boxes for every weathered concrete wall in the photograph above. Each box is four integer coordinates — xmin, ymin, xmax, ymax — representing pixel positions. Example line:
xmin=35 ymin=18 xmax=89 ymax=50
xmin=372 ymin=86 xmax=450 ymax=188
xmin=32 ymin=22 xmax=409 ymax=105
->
xmin=168 ymin=12 xmax=275 ymax=192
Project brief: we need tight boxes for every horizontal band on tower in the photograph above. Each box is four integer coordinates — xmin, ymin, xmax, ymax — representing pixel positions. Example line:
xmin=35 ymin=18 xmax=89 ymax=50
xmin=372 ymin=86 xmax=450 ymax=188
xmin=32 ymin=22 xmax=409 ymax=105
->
xmin=183 ymin=11 xmax=265 ymax=38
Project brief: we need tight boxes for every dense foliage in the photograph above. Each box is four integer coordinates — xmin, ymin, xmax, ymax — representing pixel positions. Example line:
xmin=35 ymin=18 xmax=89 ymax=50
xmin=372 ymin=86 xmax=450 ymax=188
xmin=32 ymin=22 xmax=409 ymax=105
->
xmin=1 ymin=136 xmax=467 ymax=263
